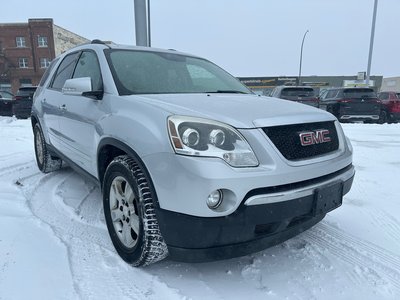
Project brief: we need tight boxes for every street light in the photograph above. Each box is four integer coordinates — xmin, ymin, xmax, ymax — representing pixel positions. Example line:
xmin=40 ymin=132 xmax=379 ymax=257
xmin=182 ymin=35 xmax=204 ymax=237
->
xmin=366 ymin=0 xmax=378 ymax=86
xmin=298 ymin=30 xmax=309 ymax=86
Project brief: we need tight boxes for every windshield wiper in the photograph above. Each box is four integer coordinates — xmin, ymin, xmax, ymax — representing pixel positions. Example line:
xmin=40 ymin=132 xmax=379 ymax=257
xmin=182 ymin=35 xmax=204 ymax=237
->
xmin=206 ymin=90 xmax=248 ymax=94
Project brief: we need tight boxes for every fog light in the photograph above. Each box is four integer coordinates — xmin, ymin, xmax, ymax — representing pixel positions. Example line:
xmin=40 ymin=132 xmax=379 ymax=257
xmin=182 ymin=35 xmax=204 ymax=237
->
xmin=207 ymin=190 xmax=223 ymax=209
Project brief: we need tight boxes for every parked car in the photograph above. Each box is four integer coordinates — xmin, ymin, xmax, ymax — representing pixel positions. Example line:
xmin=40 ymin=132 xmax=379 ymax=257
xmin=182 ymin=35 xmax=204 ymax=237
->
xmin=270 ymin=86 xmax=319 ymax=107
xmin=377 ymin=91 xmax=400 ymax=123
xmin=12 ymin=86 xmax=37 ymax=118
xmin=0 ymin=90 xmax=15 ymax=116
xmin=31 ymin=40 xmax=355 ymax=266
xmin=319 ymin=87 xmax=382 ymax=123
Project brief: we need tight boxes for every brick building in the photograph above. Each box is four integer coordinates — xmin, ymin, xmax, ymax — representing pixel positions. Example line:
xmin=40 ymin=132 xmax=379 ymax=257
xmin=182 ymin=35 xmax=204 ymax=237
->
xmin=0 ymin=18 xmax=89 ymax=94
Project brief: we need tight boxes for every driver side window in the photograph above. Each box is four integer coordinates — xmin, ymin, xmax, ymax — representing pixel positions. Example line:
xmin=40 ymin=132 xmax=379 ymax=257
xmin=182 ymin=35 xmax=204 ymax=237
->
xmin=73 ymin=51 xmax=103 ymax=91
xmin=51 ymin=52 xmax=80 ymax=90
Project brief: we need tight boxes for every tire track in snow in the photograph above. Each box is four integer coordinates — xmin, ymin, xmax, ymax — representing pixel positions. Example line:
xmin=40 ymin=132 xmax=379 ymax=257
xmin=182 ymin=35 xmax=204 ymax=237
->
xmin=366 ymin=210 xmax=400 ymax=248
xmin=0 ymin=160 xmax=35 ymax=178
xmin=0 ymin=152 xmax=29 ymax=161
xmin=17 ymin=169 xmax=82 ymax=299
xmin=17 ymin=168 xmax=185 ymax=300
xmin=305 ymin=222 xmax=400 ymax=292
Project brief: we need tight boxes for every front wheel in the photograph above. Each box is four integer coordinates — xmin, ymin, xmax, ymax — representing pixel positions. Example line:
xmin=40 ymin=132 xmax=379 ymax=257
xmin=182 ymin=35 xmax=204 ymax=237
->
xmin=33 ymin=123 xmax=62 ymax=173
xmin=103 ymin=155 xmax=168 ymax=266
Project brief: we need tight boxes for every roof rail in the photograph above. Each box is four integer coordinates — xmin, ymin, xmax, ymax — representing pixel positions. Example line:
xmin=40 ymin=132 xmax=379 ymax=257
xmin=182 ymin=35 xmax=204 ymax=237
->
xmin=91 ymin=39 xmax=112 ymax=49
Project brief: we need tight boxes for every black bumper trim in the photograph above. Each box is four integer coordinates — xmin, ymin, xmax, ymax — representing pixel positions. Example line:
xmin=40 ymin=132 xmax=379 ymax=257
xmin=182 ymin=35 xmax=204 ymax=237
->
xmin=155 ymin=169 xmax=354 ymax=263
xmin=166 ymin=214 xmax=324 ymax=263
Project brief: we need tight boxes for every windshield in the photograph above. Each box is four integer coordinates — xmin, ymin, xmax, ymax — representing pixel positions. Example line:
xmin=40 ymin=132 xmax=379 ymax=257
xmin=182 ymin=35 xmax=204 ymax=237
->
xmin=343 ymin=89 xmax=376 ymax=98
xmin=105 ymin=50 xmax=251 ymax=95
xmin=281 ymin=87 xmax=315 ymax=97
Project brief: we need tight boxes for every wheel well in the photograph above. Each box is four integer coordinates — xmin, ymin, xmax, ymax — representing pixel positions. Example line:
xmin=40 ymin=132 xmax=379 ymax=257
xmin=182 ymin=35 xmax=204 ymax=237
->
xmin=31 ymin=116 xmax=38 ymax=128
xmin=97 ymin=144 xmax=126 ymax=187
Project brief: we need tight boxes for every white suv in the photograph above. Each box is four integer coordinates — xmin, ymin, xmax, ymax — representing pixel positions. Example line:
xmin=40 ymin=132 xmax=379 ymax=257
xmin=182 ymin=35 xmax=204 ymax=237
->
xmin=31 ymin=40 xmax=354 ymax=266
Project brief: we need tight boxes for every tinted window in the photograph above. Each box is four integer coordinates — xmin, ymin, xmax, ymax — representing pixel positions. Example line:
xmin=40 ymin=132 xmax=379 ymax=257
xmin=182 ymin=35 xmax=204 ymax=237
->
xmin=378 ymin=92 xmax=389 ymax=100
xmin=73 ymin=51 xmax=103 ymax=91
xmin=325 ymin=90 xmax=338 ymax=99
xmin=281 ymin=87 xmax=315 ymax=97
xmin=51 ymin=52 xmax=80 ymax=90
xmin=17 ymin=88 xmax=36 ymax=96
xmin=343 ymin=88 xmax=376 ymax=98
xmin=105 ymin=50 xmax=250 ymax=95
xmin=39 ymin=58 xmax=59 ymax=87
xmin=0 ymin=91 xmax=13 ymax=99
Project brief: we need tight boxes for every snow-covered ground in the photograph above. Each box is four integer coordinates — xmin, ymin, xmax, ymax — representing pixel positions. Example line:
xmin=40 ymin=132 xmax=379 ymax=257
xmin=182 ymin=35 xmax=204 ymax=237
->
xmin=0 ymin=116 xmax=399 ymax=300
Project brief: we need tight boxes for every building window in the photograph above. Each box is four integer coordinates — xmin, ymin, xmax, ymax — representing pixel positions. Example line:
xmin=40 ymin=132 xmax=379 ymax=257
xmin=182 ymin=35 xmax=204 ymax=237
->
xmin=19 ymin=78 xmax=32 ymax=87
xmin=18 ymin=58 xmax=28 ymax=68
xmin=40 ymin=58 xmax=51 ymax=69
xmin=38 ymin=36 xmax=48 ymax=47
xmin=16 ymin=37 xmax=26 ymax=48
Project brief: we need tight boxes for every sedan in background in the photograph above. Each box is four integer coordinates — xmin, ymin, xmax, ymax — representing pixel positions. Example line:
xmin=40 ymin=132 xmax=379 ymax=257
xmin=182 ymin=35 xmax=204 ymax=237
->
xmin=270 ymin=86 xmax=319 ymax=107
xmin=319 ymin=87 xmax=382 ymax=123
xmin=0 ymin=90 xmax=15 ymax=116
xmin=12 ymin=86 xmax=37 ymax=119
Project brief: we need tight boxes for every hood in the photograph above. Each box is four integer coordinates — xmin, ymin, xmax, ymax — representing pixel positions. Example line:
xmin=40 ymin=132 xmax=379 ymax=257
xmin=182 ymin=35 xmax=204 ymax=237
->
xmin=131 ymin=93 xmax=335 ymax=128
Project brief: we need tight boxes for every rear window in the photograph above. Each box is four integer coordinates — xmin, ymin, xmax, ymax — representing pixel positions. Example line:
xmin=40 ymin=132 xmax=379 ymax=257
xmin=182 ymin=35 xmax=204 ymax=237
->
xmin=378 ymin=92 xmax=389 ymax=100
xmin=16 ymin=88 xmax=36 ymax=97
xmin=343 ymin=88 xmax=376 ymax=98
xmin=0 ymin=91 xmax=13 ymax=99
xmin=281 ymin=88 xmax=315 ymax=97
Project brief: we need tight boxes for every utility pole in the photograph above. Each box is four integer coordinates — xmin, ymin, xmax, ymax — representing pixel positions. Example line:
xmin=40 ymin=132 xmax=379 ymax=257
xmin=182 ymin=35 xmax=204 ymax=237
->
xmin=134 ymin=0 xmax=149 ymax=46
xmin=147 ymin=0 xmax=151 ymax=47
xmin=298 ymin=30 xmax=309 ymax=86
xmin=366 ymin=0 xmax=378 ymax=86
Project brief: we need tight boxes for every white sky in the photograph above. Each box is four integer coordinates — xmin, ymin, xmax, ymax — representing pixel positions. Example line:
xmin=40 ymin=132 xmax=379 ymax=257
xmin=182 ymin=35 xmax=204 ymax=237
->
xmin=2 ymin=0 xmax=399 ymax=77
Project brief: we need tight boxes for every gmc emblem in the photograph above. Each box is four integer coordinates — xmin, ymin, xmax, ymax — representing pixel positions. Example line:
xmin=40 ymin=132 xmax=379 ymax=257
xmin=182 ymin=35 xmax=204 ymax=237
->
xmin=299 ymin=130 xmax=331 ymax=146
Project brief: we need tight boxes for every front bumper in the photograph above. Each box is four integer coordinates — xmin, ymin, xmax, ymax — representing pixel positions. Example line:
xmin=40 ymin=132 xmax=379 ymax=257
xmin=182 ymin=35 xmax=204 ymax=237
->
xmin=143 ymin=123 xmax=352 ymax=218
xmin=156 ymin=164 xmax=354 ymax=262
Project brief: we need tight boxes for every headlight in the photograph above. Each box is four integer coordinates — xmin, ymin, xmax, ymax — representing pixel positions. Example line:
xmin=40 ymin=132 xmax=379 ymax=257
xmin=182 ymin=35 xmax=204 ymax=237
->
xmin=168 ymin=116 xmax=259 ymax=167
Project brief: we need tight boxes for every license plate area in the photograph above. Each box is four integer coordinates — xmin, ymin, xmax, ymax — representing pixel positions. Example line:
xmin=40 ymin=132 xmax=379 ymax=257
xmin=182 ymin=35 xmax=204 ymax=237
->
xmin=312 ymin=181 xmax=343 ymax=216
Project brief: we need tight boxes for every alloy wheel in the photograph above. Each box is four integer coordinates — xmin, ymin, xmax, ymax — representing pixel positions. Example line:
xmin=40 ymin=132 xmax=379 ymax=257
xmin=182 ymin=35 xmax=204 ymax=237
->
xmin=109 ymin=176 xmax=140 ymax=248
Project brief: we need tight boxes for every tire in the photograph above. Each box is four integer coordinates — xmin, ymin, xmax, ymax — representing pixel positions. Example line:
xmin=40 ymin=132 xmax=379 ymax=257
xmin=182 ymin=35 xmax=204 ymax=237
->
xmin=103 ymin=155 xmax=168 ymax=266
xmin=378 ymin=111 xmax=387 ymax=124
xmin=33 ymin=123 xmax=63 ymax=173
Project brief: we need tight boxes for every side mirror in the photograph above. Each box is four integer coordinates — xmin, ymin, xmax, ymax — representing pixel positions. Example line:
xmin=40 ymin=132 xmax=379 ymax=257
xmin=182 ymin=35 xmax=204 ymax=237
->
xmin=62 ymin=77 xmax=92 ymax=96
xmin=62 ymin=77 xmax=103 ymax=100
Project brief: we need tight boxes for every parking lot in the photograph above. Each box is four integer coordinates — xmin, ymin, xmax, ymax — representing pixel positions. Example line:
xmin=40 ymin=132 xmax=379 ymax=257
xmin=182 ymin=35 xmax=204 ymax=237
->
xmin=0 ymin=117 xmax=399 ymax=300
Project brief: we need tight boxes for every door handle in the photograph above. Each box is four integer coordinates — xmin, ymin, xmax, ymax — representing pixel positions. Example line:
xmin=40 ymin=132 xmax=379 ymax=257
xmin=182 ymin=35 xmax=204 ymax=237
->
xmin=59 ymin=104 xmax=67 ymax=111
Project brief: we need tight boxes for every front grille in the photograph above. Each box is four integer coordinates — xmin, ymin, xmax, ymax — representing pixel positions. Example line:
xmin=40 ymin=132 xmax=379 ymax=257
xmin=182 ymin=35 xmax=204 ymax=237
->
xmin=262 ymin=121 xmax=339 ymax=160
